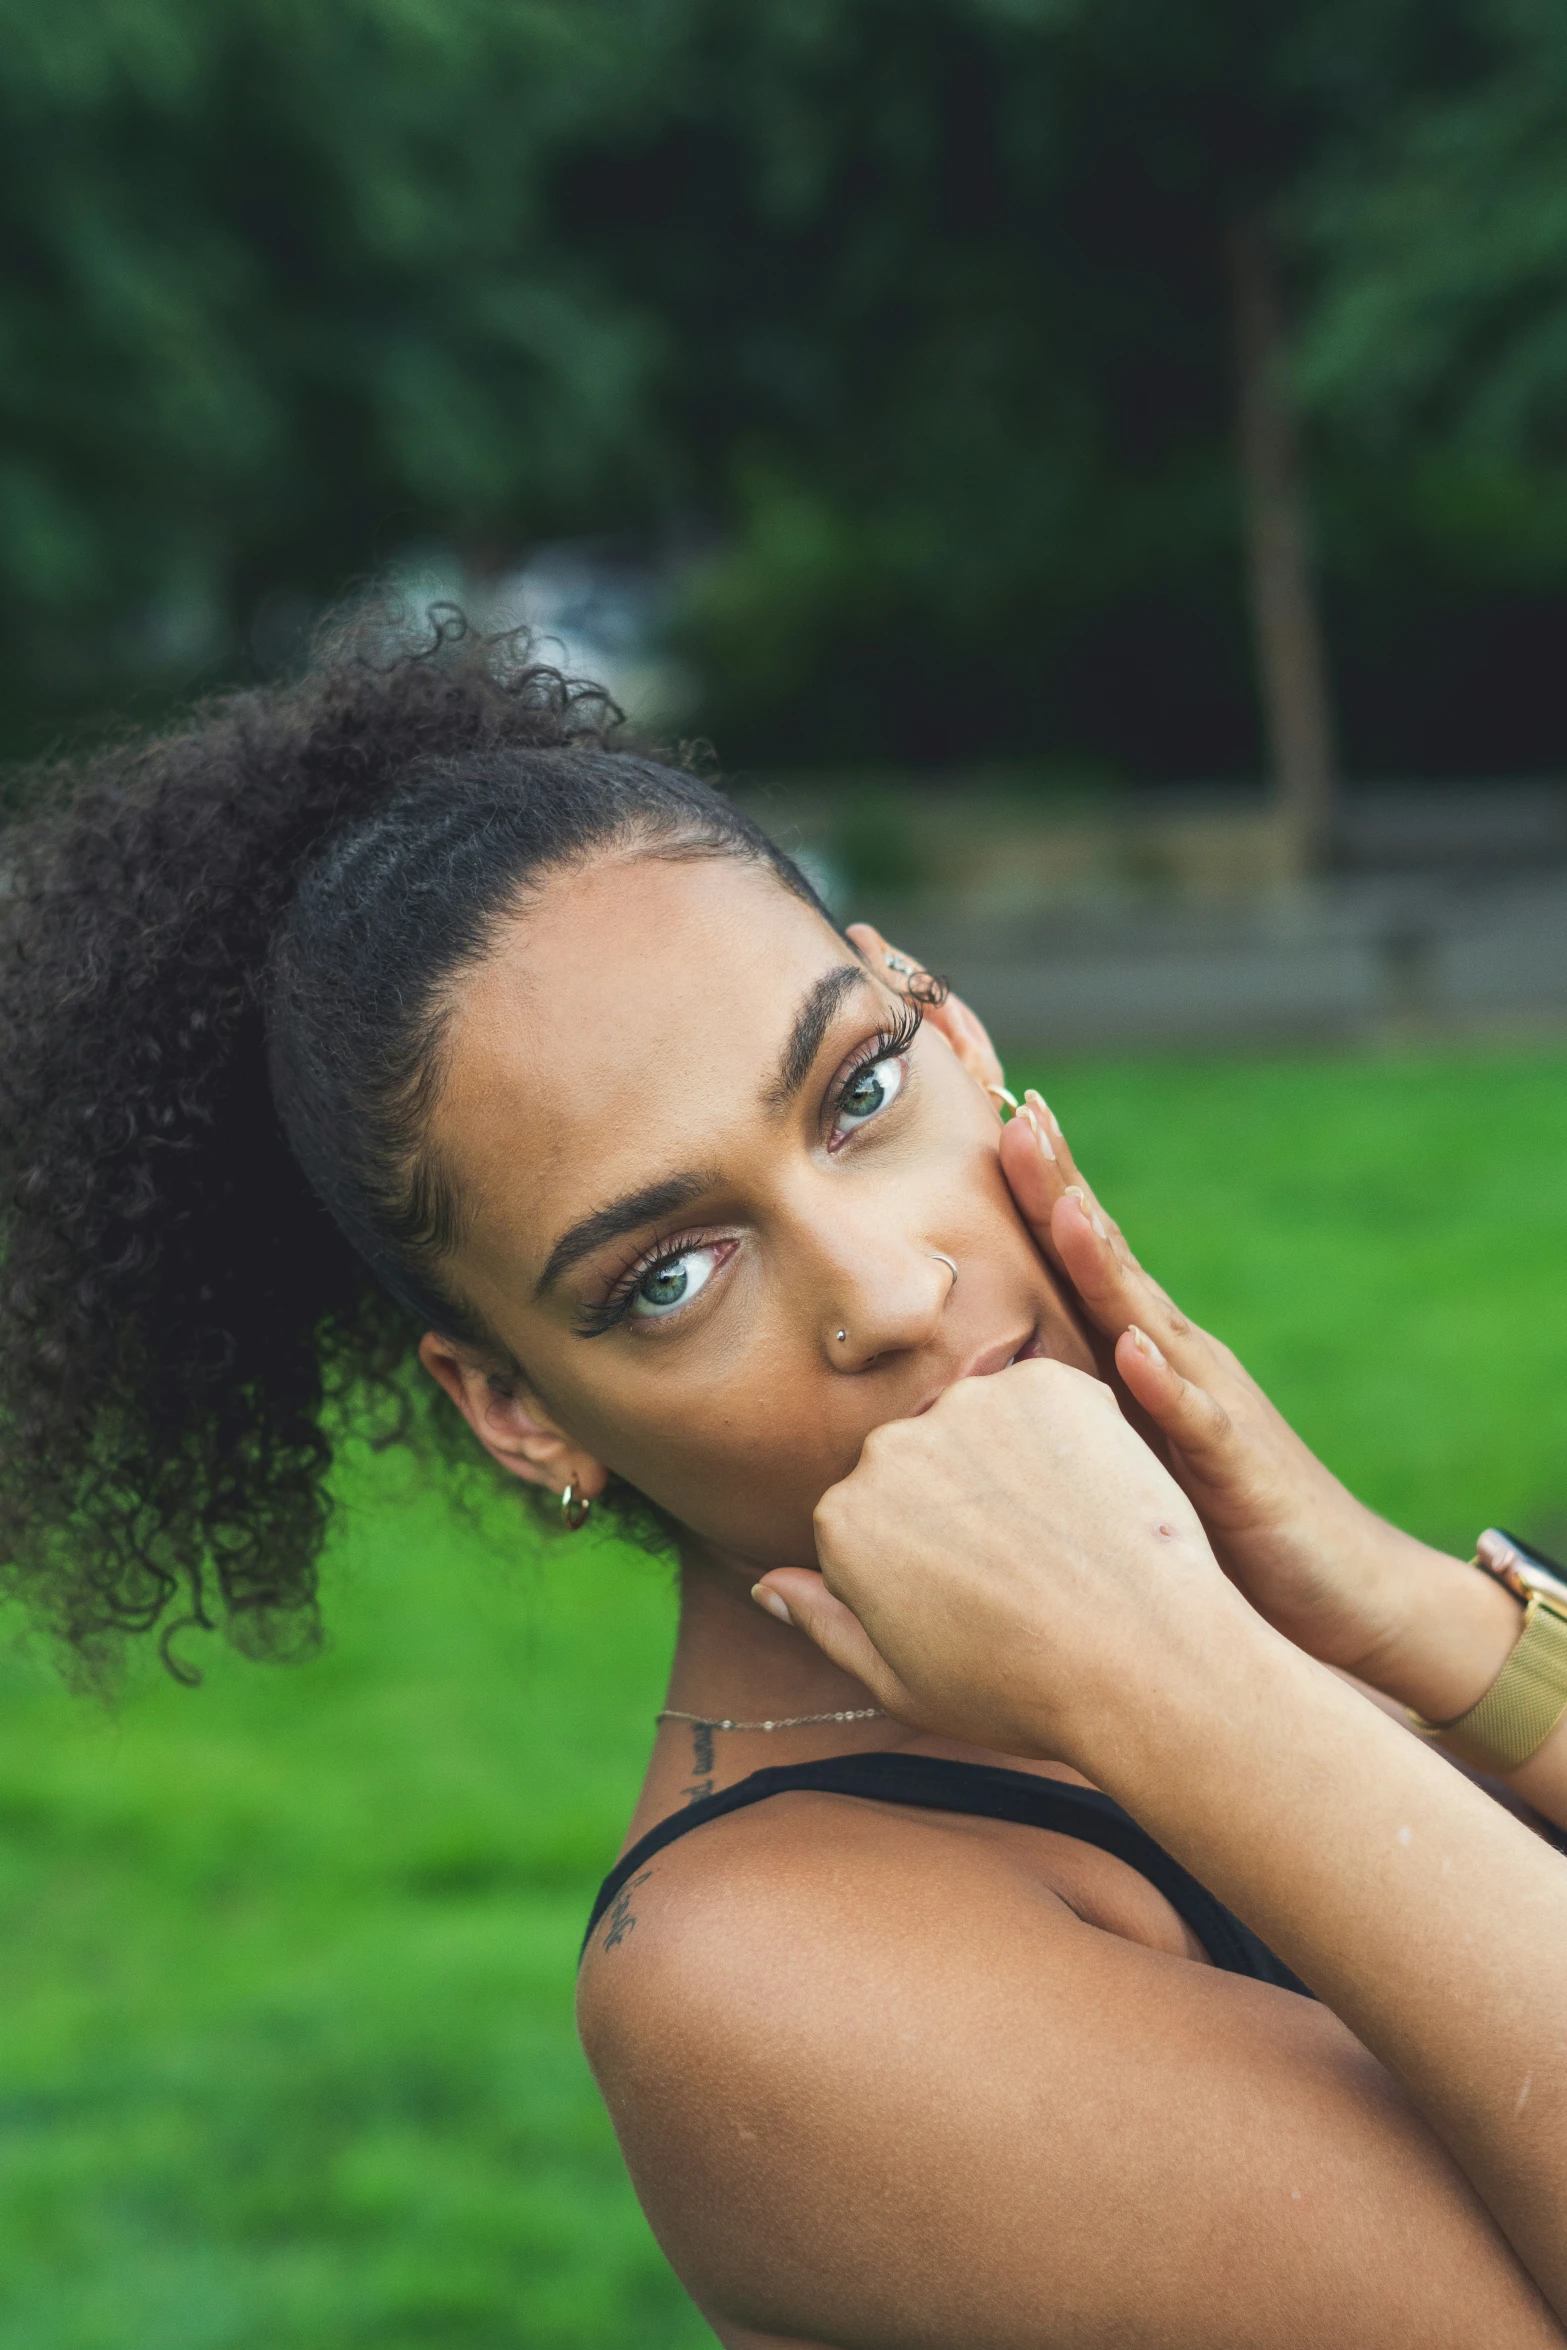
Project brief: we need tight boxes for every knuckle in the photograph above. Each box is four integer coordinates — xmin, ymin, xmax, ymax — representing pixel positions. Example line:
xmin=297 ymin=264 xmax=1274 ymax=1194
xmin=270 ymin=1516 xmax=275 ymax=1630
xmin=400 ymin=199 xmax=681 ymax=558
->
xmin=945 ymin=1374 xmax=990 ymax=1423
xmin=858 ymin=1418 xmax=895 ymax=1463
xmin=1185 ymin=1388 xmax=1231 ymax=1443
xmin=814 ymin=1474 xmax=857 ymax=1531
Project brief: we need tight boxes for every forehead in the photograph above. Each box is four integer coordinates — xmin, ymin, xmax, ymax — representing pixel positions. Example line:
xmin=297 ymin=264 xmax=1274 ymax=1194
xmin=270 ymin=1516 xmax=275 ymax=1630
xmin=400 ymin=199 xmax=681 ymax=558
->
xmin=434 ymin=851 xmax=854 ymax=1279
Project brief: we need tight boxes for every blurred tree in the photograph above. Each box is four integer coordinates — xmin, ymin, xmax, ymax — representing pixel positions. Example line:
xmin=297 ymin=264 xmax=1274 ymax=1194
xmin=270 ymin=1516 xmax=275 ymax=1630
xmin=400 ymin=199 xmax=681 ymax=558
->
xmin=561 ymin=0 xmax=1517 ymax=835
xmin=0 ymin=0 xmax=1562 ymax=805
xmin=568 ymin=0 xmax=1281 ymax=778
xmin=1302 ymin=0 xmax=1567 ymax=461
xmin=0 ymin=0 xmax=669 ymax=733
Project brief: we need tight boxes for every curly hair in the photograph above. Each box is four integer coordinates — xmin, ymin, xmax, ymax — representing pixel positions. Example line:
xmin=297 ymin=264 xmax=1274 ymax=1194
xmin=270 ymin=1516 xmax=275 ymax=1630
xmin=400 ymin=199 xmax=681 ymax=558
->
xmin=0 ymin=604 xmax=828 ymax=1681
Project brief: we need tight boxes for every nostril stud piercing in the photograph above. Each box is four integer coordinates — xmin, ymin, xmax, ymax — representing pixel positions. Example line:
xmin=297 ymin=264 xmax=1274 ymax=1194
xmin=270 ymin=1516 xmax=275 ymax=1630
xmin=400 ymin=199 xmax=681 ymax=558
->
xmin=835 ymin=1329 xmax=848 ymax=1343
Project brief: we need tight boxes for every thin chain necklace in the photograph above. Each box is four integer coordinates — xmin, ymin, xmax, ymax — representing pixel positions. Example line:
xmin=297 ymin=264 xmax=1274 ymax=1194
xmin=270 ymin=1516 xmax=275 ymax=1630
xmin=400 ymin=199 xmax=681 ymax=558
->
xmin=657 ymin=1705 xmax=885 ymax=1732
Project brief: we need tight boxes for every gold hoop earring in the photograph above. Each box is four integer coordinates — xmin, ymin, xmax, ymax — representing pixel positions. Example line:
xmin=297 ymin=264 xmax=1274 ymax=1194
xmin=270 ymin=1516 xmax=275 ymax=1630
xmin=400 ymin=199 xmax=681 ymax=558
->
xmin=984 ymin=1082 xmax=1019 ymax=1116
xmin=561 ymin=1480 xmax=592 ymax=1532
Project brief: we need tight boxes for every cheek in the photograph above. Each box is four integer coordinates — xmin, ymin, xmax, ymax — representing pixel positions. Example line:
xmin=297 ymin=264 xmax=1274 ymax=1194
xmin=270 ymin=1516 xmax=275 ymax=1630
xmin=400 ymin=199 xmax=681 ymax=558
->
xmin=1035 ymin=1276 xmax=1100 ymax=1374
xmin=509 ymin=1064 xmax=1086 ymax=1549
xmin=551 ymin=1344 xmax=865 ymax=1563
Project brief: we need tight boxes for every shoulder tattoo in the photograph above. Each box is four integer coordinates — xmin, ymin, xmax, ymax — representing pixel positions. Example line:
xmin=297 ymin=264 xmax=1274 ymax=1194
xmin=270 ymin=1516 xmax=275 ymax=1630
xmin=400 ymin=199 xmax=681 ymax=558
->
xmin=601 ymin=1868 xmax=654 ymax=1953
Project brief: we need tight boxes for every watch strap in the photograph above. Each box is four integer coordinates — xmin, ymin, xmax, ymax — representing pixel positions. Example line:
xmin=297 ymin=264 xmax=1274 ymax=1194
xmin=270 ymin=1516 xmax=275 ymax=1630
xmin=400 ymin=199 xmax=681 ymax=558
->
xmin=1412 ymin=1588 xmax=1567 ymax=1773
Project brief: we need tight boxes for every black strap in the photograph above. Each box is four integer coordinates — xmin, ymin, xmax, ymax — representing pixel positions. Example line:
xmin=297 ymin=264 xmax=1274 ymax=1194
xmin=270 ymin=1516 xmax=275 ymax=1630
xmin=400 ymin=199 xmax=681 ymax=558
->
xmin=582 ymin=1749 xmax=1312 ymax=1996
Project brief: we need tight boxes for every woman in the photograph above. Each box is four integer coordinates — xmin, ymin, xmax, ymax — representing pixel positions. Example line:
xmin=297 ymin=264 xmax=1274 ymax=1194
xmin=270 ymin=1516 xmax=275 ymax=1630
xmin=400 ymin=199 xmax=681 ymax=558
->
xmin=3 ymin=611 xmax=1564 ymax=2346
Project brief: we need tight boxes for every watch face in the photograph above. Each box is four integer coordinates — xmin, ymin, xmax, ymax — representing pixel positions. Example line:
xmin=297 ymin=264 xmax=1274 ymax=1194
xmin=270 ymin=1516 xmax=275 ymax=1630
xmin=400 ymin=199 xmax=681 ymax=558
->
xmin=1485 ymin=1528 xmax=1567 ymax=1606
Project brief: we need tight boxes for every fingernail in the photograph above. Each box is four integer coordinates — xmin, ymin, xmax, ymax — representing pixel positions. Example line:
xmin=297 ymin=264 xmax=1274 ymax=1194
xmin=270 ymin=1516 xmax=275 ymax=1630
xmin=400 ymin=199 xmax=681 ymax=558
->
xmin=1023 ymin=1104 xmax=1056 ymax=1161
xmin=1128 ymin=1324 xmax=1165 ymax=1364
xmin=1026 ymin=1089 xmax=1063 ymax=1139
xmin=1063 ymin=1185 xmax=1104 ymax=1238
xmin=752 ymin=1584 xmax=792 ymax=1624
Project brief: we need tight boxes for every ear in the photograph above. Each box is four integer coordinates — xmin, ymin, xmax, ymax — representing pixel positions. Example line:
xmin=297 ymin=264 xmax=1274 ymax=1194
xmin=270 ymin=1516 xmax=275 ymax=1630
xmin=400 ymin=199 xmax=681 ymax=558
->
xmin=846 ymin=920 xmax=1006 ymax=1095
xmin=417 ymin=1332 xmax=610 ymax=1502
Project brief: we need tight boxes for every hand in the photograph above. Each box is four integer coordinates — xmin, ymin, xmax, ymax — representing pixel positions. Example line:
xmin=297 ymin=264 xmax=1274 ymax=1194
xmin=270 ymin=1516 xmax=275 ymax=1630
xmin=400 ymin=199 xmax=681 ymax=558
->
xmin=757 ymin=1357 xmax=1259 ymax=1771
xmin=994 ymin=1092 xmax=1435 ymax=1680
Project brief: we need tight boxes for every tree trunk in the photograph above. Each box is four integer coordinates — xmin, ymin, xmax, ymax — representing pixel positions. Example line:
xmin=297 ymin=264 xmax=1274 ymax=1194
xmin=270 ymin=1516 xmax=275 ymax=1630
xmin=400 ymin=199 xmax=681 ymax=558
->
xmin=1227 ymin=214 xmax=1338 ymax=875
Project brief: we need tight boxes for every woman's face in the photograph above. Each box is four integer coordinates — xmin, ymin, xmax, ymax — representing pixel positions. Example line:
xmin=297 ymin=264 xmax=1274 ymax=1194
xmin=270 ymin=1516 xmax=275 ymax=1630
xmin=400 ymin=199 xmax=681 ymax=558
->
xmin=426 ymin=849 xmax=1096 ymax=1570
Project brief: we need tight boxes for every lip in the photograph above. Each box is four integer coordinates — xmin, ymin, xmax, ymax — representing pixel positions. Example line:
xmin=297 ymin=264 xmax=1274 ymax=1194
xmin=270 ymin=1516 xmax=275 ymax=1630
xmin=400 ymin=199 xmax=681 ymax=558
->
xmin=912 ymin=1325 xmax=1044 ymax=1414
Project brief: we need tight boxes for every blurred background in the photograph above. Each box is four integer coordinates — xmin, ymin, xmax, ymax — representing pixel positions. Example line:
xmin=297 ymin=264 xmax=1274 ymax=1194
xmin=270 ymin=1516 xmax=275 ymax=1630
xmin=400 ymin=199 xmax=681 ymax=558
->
xmin=1 ymin=2 xmax=1565 ymax=2345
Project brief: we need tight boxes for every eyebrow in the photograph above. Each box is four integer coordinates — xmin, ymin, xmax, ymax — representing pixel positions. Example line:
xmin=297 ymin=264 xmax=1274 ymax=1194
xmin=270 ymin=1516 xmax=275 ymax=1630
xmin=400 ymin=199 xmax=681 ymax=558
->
xmin=762 ymin=964 xmax=872 ymax=1111
xmin=534 ymin=1171 xmax=712 ymax=1300
xmin=534 ymin=962 xmax=873 ymax=1300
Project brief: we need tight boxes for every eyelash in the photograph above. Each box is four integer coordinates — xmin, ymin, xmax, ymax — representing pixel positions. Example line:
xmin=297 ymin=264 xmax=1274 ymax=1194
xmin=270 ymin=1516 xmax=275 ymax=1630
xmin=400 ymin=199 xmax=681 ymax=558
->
xmin=572 ymin=1229 xmax=732 ymax=1338
xmin=572 ymin=998 xmax=924 ymax=1339
xmin=828 ymin=999 xmax=922 ymax=1144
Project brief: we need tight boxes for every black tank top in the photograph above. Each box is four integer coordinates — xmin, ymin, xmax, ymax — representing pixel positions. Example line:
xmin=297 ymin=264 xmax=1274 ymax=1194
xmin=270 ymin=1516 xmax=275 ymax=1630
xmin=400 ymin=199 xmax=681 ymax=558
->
xmin=583 ymin=1748 xmax=1312 ymax=1996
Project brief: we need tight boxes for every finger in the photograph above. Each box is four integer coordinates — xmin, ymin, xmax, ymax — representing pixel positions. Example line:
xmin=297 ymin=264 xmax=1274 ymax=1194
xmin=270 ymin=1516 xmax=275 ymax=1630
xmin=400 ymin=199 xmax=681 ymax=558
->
xmin=751 ymin=1570 xmax=914 ymax=1717
xmin=1000 ymin=1092 xmax=1139 ymax=1286
xmin=1001 ymin=1097 xmax=1207 ymax=1379
xmin=1000 ymin=1100 xmax=1137 ymax=1288
xmin=1113 ymin=1325 xmax=1237 ymax=1469
xmin=848 ymin=921 xmax=1006 ymax=1093
xmin=1021 ymin=1089 xmax=1130 ymax=1249
xmin=1052 ymin=1187 xmax=1207 ymax=1371
xmin=997 ymin=1095 xmax=1069 ymax=1259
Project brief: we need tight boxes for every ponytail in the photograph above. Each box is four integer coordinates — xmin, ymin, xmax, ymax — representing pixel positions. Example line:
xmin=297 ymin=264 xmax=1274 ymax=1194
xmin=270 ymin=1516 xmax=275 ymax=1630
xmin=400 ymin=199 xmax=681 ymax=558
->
xmin=0 ymin=607 xmax=630 ymax=1677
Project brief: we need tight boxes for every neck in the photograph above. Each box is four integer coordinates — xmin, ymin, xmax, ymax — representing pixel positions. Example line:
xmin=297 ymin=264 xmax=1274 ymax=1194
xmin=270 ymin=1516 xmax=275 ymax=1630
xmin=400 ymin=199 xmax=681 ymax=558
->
xmin=664 ymin=1543 xmax=882 ymax=1726
xmin=623 ymin=1540 xmax=1086 ymax=1848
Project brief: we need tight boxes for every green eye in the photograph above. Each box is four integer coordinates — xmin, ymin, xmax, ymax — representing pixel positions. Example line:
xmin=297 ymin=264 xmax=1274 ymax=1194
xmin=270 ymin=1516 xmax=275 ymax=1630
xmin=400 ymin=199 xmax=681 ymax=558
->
xmin=835 ymin=1052 xmax=905 ymax=1134
xmin=628 ymin=1244 xmax=723 ymax=1320
xmin=639 ymin=1260 xmax=689 ymax=1309
xmin=844 ymin=1067 xmax=887 ymax=1118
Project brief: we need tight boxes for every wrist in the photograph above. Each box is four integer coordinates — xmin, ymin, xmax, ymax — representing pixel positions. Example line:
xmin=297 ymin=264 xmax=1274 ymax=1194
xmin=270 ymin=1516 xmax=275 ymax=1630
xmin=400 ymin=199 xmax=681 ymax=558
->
xmin=1063 ymin=1581 xmax=1296 ymax=1796
xmin=1351 ymin=1524 xmax=1522 ymax=1724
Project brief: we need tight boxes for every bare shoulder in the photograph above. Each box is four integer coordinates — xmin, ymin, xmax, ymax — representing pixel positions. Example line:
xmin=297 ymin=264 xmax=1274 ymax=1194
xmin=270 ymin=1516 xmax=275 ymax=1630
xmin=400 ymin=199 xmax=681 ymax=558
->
xmin=578 ymin=1792 xmax=1559 ymax=2350
xmin=577 ymin=1789 xmax=994 ymax=2067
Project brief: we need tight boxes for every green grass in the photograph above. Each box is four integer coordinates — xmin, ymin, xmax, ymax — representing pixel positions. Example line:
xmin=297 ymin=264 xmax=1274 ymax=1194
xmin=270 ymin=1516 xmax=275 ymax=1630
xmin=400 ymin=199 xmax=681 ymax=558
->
xmin=0 ymin=1043 xmax=1563 ymax=2348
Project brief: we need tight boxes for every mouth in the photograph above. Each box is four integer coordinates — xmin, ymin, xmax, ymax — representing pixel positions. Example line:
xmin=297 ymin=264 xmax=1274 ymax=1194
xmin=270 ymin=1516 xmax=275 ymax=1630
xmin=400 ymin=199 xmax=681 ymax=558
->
xmin=913 ymin=1325 xmax=1046 ymax=1413
xmin=984 ymin=1327 xmax=1048 ymax=1376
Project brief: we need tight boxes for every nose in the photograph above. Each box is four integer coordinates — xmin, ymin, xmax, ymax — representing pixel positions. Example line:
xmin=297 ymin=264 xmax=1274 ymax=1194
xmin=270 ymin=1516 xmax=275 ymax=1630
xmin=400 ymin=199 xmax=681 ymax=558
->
xmin=820 ymin=1230 xmax=955 ymax=1372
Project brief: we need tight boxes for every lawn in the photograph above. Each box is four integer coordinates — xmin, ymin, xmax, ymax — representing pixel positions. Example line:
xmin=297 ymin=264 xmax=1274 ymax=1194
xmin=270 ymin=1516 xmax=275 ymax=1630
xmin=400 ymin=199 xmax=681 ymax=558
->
xmin=0 ymin=1044 xmax=1562 ymax=2349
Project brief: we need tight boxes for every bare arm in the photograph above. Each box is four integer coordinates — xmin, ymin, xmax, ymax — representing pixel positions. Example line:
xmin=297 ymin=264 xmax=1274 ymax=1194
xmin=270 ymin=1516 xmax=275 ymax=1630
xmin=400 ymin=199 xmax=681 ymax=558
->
xmin=581 ymin=1791 xmax=1559 ymax=2349
xmin=996 ymin=1093 xmax=1567 ymax=1832
xmin=763 ymin=1363 xmax=1567 ymax=2320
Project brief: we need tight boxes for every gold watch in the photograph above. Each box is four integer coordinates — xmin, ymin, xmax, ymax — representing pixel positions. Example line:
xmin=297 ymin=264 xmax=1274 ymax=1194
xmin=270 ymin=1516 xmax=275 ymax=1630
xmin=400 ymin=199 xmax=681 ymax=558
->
xmin=1411 ymin=1529 xmax=1567 ymax=1773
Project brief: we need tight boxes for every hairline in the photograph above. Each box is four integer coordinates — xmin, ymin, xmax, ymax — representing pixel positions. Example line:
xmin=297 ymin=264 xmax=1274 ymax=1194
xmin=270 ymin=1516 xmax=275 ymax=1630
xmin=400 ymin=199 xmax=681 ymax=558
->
xmin=400 ymin=828 xmax=854 ymax=1340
